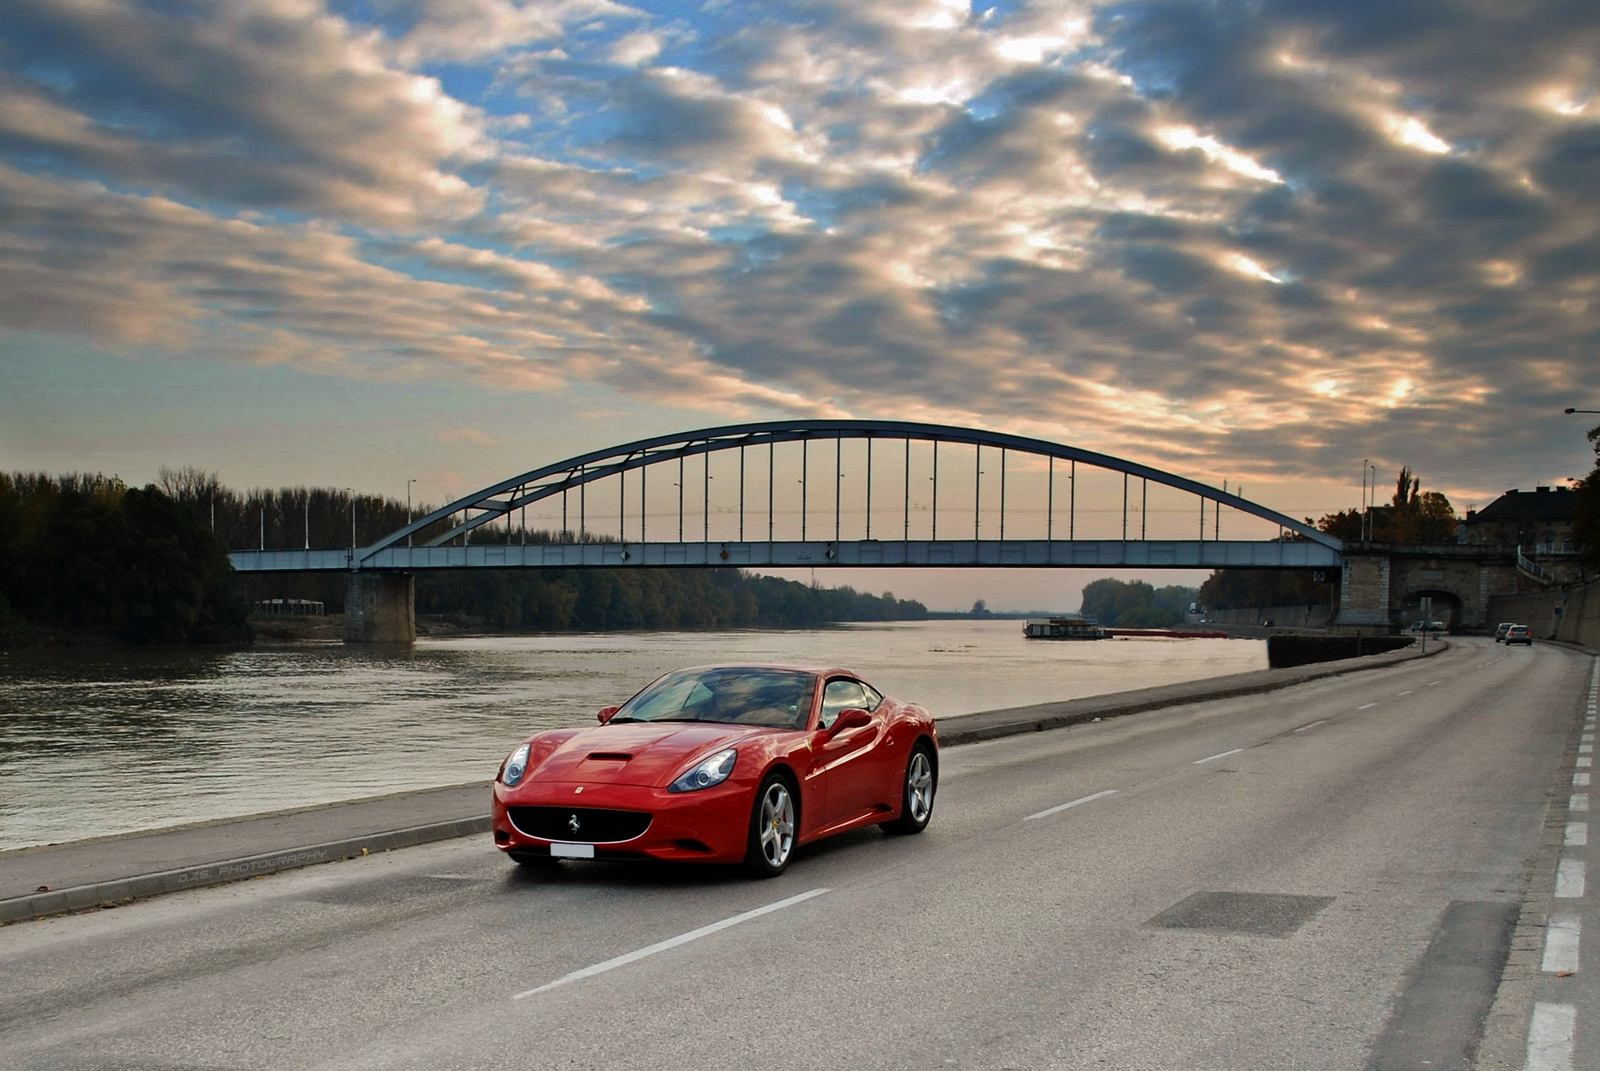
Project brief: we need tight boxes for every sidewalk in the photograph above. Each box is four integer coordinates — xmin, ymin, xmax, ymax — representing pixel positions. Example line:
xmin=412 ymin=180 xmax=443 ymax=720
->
xmin=0 ymin=641 xmax=1442 ymax=925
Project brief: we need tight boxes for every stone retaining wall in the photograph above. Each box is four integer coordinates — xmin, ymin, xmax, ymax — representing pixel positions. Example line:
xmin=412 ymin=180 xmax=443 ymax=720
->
xmin=1487 ymin=576 xmax=1600 ymax=650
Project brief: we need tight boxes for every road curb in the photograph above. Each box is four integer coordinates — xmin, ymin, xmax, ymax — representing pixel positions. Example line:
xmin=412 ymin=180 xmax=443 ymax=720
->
xmin=0 ymin=640 xmax=1445 ymax=925
xmin=935 ymin=640 xmax=1445 ymax=747
xmin=0 ymin=815 xmax=490 ymax=926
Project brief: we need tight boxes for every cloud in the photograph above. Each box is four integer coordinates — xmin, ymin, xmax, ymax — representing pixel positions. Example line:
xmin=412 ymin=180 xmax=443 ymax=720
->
xmin=1 ymin=0 xmax=1598 ymax=502
xmin=0 ymin=0 xmax=490 ymax=224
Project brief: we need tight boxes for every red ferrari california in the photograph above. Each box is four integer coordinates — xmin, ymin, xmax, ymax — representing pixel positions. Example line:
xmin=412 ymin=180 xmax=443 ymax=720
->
xmin=492 ymin=664 xmax=938 ymax=876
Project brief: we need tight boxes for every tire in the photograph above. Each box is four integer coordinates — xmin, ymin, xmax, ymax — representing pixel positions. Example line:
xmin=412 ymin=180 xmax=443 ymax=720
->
xmin=882 ymin=743 xmax=936 ymax=835
xmin=744 ymin=774 xmax=798 ymax=878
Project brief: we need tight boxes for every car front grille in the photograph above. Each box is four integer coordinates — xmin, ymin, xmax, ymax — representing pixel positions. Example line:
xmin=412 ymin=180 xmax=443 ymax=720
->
xmin=507 ymin=806 xmax=652 ymax=843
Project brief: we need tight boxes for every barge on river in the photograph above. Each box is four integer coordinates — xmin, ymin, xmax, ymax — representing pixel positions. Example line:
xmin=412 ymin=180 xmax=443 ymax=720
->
xmin=1023 ymin=617 xmax=1110 ymax=640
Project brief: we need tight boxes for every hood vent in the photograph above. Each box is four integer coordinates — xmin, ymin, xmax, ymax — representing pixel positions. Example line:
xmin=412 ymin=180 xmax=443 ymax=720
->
xmin=587 ymin=752 xmax=633 ymax=762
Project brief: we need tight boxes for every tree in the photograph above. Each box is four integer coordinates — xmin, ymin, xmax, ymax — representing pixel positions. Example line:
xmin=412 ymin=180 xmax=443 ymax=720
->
xmin=1079 ymin=578 xmax=1198 ymax=627
xmin=1574 ymin=424 xmax=1600 ymax=569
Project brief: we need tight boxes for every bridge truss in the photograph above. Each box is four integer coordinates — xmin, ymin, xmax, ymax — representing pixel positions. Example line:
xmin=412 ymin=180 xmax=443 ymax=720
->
xmin=230 ymin=420 xmax=1342 ymax=573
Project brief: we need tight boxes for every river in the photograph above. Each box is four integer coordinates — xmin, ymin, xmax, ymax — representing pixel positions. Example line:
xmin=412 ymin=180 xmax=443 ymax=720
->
xmin=0 ymin=621 xmax=1265 ymax=851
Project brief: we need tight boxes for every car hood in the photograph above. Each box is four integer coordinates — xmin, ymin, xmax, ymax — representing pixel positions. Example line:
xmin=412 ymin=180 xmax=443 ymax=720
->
xmin=529 ymin=722 xmax=777 ymax=788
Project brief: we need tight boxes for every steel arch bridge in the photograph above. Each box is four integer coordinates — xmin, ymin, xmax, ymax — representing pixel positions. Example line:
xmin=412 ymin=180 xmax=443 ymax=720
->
xmin=229 ymin=420 xmax=1343 ymax=574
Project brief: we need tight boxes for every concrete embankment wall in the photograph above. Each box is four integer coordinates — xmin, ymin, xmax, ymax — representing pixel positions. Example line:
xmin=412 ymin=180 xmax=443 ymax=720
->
xmin=1205 ymin=605 xmax=1332 ymax=629
xmin=1266 ymin=634 xmax=1415 ymax=669
xmin=1487 ymin=577 xmax=1600 ymax=650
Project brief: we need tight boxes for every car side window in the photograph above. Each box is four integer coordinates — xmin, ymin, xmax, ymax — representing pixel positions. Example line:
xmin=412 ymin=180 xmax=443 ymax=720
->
xmin=819 ymin=679 xmax=867 ymax=730
xmin=859 ymin=683 xmax=883 ymax=711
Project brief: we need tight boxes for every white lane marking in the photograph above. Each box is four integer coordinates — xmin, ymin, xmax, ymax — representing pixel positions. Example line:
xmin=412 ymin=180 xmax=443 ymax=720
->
xmin=1566 ymin=823 xmax=1588 ymax=846
xmin=1581 ymin=745 xmax=1593 ymax=755
xmin=1428 ymin=680 xmax=1441 ymax=686
xmin=512 ymin=888 xmax=830 ymax=999
xmin=1025 ymin=789 xmax=1118 ymax=821
xmin=1583 ymin=735 xmax=1594 ymax=743
xmin=1526 ymin=1003 xmax=1576 ymax=1071
xmin=1578 ymin=756 xmax=1593 ymax=768
xmin=1543 ymin=914 xmax=1581 ymax=973
xmin=1193 ymin=748 xmax=1243 ymax=765
xmin=1396 ymin=690 xmax=1413 ymax=696
xmin=1556 ymin=859 xmax=1586 ymax=898
xmin=1575 ymin=773 xmax=1591 ymax=788
xmin=1357 ymin=703 xmax=1378 ymax=710
xmin=1572 ymin=794 xmax=1590 ymax=812
xmin=1292 ymin=720 xmax=1326 ymax=734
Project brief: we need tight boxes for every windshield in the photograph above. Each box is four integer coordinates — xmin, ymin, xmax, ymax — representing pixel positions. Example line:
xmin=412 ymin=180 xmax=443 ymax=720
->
xmin=613 ymin=668 xmax=817 ymax=729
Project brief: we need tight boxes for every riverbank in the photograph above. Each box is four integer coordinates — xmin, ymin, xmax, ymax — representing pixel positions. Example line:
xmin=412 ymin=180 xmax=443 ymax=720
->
xmin=0 ymin=639 xmax=1443 ymax=925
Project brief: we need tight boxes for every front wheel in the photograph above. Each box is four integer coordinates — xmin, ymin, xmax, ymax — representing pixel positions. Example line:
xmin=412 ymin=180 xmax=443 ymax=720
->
xmin=882 ymin=744 xmax=936 ymax=835
xmin=744 ymin=774 xmax=798 ymax=878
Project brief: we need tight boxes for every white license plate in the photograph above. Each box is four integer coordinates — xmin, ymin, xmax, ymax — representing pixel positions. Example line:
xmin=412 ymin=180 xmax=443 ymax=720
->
xmin=550 ymin=842 xmax=595 ymax=859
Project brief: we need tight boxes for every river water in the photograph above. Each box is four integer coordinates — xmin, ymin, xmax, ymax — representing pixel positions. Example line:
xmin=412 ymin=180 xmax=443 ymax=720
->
xmin=0 ymin=621 xmax=1265 ymax=851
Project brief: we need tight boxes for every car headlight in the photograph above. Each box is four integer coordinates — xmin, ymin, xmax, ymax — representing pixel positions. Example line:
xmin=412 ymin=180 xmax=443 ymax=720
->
xmin=668 ymin=748 xmax=737 ymax=793
xmin=501 ymin=742 xmax=532 ymax=787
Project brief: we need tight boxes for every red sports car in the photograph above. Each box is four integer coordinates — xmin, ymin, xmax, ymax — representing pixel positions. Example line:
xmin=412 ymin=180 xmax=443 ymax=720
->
xmin=492 ymin=664 xmax=939 ymax=876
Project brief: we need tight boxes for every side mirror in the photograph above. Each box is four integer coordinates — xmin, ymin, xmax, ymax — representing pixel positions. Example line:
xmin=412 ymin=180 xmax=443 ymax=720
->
xmin=828 ymin=708 xmax=871 ymax=734
xmin=597 ymin=705 xmax=620 ymax=725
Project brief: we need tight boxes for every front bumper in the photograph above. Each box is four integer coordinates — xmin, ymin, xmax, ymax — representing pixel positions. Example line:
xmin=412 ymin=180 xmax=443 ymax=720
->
xmin=492 ymin=777 xmax=752 ymax=864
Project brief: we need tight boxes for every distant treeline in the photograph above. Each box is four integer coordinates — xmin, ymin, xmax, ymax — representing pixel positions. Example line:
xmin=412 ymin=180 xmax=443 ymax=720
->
xmin=0 ymin=470 xmax=928 ymax=646
xmin=413 ymin=570 xmax=926 ymax=631
xmin=1079 ymin=578 xmax=1199 ymax=628
xmin=0 ymin=473 xmax=250 ymax=645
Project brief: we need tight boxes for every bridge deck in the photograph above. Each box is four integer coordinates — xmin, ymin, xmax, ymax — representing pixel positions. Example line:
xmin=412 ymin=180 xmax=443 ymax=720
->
xmin=230 ymin=539 xmax=1340 ymax=572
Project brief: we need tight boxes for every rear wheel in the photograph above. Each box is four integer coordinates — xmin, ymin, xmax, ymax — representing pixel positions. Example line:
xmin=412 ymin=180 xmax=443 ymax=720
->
xmin=883 ymin=744 xmax=935 ymax=835
xmin=744 ymin=774 xmax=797 ymax=878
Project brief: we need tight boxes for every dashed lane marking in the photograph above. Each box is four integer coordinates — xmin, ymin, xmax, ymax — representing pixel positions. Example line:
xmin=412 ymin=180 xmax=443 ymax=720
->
xmin=512 ymin=888 xmax=830 ymax=999
xmin=1291 ymin=720 xmax=1326 ymax=734
xmin=1526 ymin=1003 xmax=1576 ymax=1071
xmin=1543 ymin=915 xmax=1581 ymax=974
xmin=1397 ymin=690 xmax=1413 ymax=696
xmin=1556 ymin=859 xmax=1586 ymax=899
xmin=1575 ymin=773 xmax=1591 ymax=788
xmin=1567 ymin=823 xmax=1588 ymax=846
xmin=1572 ymin=794 xmax=1589 ymax=812
xmin=1025 ymin=789 xmax=1118 ymax=822
xmin=1358 ymin=703 xmax=1378 ymax=710
xmin=1193 ymin=748 xmax=1243 ymax=765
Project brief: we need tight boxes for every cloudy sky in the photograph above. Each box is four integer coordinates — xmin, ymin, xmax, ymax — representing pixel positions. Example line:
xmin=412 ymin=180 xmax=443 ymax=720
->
xmin=2 ymin=0 xmax=1598 ymax=608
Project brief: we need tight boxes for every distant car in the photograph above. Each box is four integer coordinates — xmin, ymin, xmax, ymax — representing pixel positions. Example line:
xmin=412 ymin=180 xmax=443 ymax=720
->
xmin=1408 ymin=620 xmax=1445 ymax=635
xmin=1505 ymin=625 xmax=1533 ymax=646
xmin=1495 ymin=622 xmax=1515 ymax=643
xmin=491 ymin=664 xmax=939 ymax=877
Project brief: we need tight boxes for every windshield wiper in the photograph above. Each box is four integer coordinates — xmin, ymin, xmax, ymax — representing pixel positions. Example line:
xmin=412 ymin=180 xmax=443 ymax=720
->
xmin=607 ymin=716 xmax=638 ymax=723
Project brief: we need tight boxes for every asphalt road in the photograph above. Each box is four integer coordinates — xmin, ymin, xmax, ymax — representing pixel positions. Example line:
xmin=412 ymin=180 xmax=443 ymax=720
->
xmin=1 ymin=638 xmax=1592 ymax=1071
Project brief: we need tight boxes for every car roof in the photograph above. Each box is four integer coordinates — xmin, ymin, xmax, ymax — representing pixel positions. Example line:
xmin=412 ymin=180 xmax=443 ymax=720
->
xmin=671 ymin=662 xmax=862 ymax=679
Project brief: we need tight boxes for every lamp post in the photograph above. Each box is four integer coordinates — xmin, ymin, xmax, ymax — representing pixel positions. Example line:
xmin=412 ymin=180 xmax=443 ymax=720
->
xmin=345 ymin=488 xmax=356 ymax=549
xmin=1566 ymin=408 xmax=1600 ymax=415
xmin=406 ymin=478 xmax=417 ymax=547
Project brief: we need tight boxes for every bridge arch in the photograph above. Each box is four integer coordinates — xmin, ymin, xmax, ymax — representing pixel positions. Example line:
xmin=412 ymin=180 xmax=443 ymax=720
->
xmin=363 ymin=419 xmax=1341 ymax=563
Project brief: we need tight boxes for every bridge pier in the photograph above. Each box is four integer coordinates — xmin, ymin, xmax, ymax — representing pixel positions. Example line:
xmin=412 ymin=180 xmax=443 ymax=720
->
xmin=1334 ymin=555 xmax=1392 ymax=628
xmin=344 ymin=573 xmax=415 ymax=644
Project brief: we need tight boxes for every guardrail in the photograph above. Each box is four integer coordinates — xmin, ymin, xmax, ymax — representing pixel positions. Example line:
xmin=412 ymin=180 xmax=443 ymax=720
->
xmin=1516 ymin=545 xmax=1559 ymax=585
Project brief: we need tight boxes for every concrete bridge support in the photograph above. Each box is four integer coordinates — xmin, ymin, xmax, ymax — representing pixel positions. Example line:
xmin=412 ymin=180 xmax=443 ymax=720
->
xmin=344 ymin=573 xmax=415 ymax=644
xmin=1336 ymin=555 xmax=1392 ymax=628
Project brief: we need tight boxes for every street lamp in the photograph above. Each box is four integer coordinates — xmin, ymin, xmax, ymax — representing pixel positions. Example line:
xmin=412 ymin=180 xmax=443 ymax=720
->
xmin=345 ymin=488 xmax=356 ymax=549
xmin=1566 ymin=408 xmax=1600 ymax=415
xmin=406 ymin=478 xmax=417 ymax=547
